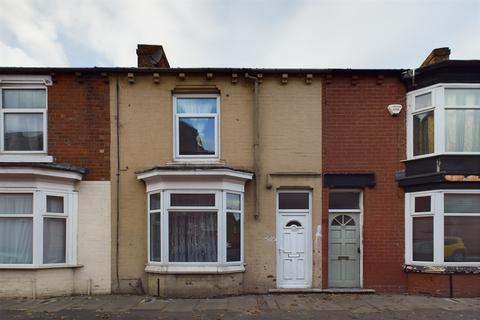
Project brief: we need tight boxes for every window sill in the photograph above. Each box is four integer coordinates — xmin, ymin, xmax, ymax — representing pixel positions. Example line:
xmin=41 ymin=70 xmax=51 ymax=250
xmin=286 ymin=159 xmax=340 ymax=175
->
xmin=145 ymin=264 xmax=245 ymax=275
xmin=404 ymin=264 xmax=480 ymax=274
xmin=0 ymin=154 xmax=53 ymax=163
xmin=0 ymin=264 xmax=83 ymax=270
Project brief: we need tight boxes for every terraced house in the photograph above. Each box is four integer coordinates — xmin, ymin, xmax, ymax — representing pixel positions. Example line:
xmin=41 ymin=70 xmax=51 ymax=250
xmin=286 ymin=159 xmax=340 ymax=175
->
xmin=0 ymin=46 xmax=478 ymax=299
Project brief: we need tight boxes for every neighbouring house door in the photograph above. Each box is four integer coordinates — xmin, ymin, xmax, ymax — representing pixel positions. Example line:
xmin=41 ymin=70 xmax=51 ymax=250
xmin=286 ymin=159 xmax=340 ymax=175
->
xmin=276 ymin=191 xmax=312 ymax=288
xmin=328 ymin=213 xmax=360 ymax=287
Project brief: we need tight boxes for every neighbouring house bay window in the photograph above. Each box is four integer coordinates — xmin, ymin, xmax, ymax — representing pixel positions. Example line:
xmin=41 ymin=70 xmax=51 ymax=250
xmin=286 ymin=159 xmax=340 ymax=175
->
xmin=0 ymin=191 xmax=73 ymax=266
xmin=407 ymin=191 xmax=480 ymax=265
xmin=173 ymin=95 xmax=219 ymax=160
xmin=408 ymin=86 xmax=480 ymax=158
xmin=147 ymin=190 xmax=244 ymax=266
xmin=1 ymin=88 xmax=47 ymax=152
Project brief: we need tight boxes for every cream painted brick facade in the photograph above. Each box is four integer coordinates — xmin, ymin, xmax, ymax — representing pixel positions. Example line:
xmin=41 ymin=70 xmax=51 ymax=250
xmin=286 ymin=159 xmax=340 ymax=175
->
xmin=110 ymin=73 xmax=322 ymax=296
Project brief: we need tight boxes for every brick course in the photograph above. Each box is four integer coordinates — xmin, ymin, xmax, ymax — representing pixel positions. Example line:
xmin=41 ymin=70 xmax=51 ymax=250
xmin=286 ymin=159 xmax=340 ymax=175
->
xmin=322 ymin=74 xmax=407 ymax=291
xmin=48 ymin=73 xmax=110 ymax=181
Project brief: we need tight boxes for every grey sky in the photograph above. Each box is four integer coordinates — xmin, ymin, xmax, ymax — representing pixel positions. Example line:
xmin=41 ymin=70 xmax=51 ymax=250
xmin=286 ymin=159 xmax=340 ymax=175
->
xmin=0 ymin=0 xmax=479 ymax=69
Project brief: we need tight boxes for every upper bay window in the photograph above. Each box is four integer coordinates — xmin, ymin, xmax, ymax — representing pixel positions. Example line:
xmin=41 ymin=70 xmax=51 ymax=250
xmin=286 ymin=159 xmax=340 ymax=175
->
xmin=408 ymin=85 xmax=480 ymax=158
xmin=173 ymin=95 xmax=219 ymax=161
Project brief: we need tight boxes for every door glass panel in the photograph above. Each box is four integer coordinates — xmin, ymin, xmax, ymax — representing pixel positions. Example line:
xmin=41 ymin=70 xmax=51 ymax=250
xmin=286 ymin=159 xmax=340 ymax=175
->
xmin=278 ymin=192 xmax=309 ymax=210
xmin=329 ymin=192 xmax=360 ymax=209
xmin=286 ymin=220 xmax=302 ymax=227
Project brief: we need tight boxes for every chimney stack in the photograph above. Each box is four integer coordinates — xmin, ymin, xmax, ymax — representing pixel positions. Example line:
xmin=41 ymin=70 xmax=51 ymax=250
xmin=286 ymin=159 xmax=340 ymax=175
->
xmin=420 ymin=47 xmax=450 ymax=68
xmin=136 ymin=44 xmax=170 ymax=68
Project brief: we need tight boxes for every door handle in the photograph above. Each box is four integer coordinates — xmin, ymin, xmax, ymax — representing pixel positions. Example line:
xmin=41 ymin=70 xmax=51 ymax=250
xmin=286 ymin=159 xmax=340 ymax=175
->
xmin=288 ymin=254 xmax=300 ymax=258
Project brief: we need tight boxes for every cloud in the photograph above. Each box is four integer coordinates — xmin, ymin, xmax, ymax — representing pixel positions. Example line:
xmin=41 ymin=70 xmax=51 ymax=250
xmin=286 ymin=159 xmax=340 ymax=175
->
xmin=0 ymin=0 xmax=478 ymax=68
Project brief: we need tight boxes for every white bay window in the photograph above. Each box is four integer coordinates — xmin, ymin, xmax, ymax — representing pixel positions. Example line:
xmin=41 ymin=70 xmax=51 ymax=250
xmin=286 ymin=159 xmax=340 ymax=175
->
xmin=407 ymin=85 xmax=480 ymax=158
xmin=138 ymin=167 xmax=252 ymax=273
xmin=406 ymin=190 xmax=480 ymax=266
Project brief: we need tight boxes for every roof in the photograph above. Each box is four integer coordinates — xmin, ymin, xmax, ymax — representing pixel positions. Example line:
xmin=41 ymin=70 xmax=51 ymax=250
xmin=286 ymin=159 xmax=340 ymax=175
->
xmin=0 ymin=162 xmax=87 ymax=174
xmin=0 ymin=66 xmax=406 ymax=76
xmin=136 ymin=164 xmax=253 ymax=176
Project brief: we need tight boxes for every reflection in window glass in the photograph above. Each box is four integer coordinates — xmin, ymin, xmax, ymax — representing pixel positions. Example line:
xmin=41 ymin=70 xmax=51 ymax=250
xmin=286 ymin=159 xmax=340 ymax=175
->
xmin=413 ymin=217 xmax=433 ymax=262
xmin=414 ymin=196 xmax=431 ymax=213
xmin=179 ymin=117 xmax=215 ymax=155
xmin=415 ymin=93 xmax=432 ymax=110
xmin=227 ymin=193 xmax=241 ymax=211
xmin=43 ymin=218 xmax=66 ymax=264
xmin=169 ymin=212 xmax=218 ymax=262
xmin=226 ymin=212 xmax=241 ymax=262
xmin=329 ymin=192 xmax=360 ymax=210
xmin=445 ymin=89 xmax=480 ymax=106
xmin=170 ymin=194 xmax=215 ymax=207
xmin=4 ymin=113 xmax=44 ymax=151
xmin=279 ymin=192 xmax=309 ymax=210
xmin=2 ymin=89 xmax=46 ymax=109
xmin=444 ymin=217 xmax=480 ymax=262
xmin=150 ymin=212 xmax=161 ymax=262
xmin=445 ymin=109 xmax=480 ymax=152
xmin=444 ymin=194 xmax=480 ymax=213
xmin=413 ymin=110 xmax=434 ymax=156
xmin=149 ymin=193 xmax=161 ymax=211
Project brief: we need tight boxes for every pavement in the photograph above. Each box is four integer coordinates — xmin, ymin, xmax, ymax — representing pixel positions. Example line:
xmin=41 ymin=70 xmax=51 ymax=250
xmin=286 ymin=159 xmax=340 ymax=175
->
xmin=0 ymin=293 xmax=479 ymax=319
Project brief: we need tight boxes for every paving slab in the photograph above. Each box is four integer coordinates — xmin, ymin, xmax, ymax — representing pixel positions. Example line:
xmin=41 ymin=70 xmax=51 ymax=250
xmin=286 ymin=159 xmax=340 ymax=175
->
xmin=225 ymin=295 xmax=259 ymax=313
xmin=163 ymin=298 xmax=199 ymax=313
xmin=132 ymin=296 xmax=169 ymax=310
xmin=96 ymin=295 xmax=144 ymax=312
xmin=196 ymin=297 xmax=228 ymax=311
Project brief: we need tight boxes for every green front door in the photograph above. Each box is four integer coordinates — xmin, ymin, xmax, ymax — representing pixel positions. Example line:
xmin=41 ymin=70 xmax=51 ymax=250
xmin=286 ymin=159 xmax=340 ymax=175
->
xmin=328 ymin=213 xmax=360 ymax=288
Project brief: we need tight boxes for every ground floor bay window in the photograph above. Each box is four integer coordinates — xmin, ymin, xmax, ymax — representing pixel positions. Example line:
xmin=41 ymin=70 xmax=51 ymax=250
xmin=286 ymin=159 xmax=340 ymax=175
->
xmin=0 ymin=166 xmax=81 ymax=268
xmin=137 ymin=166 xmax=252 ymax=273
xmin=405 ymin=190 xmax=480 ymax=266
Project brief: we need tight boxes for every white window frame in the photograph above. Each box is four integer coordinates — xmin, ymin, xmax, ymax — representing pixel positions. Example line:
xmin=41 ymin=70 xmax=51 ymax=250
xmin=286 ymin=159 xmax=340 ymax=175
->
xmin=405 ymin=189 xmax=480 ymax=267
xmin=172 ymin=94 xmax=220 ymax=162
xmin=146 ymin=189 xmax=244 ymax=269
xmin=0 ymin=188 xmax=76 ymax=268
xmin=407 ymin=83 xmax=480 ymax=160
xmin=0 ymin=86 xmax=48 ymax=154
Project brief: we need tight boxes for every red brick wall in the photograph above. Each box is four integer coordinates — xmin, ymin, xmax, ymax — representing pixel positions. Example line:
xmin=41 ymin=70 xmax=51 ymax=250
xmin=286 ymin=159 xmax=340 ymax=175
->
xmin=407 ymin=273 xmax=480 ymax=298
xmin=48 ymin=73 xmax=110 ymax=181
xmin=321 ymin=74 xmax=407 ymax=291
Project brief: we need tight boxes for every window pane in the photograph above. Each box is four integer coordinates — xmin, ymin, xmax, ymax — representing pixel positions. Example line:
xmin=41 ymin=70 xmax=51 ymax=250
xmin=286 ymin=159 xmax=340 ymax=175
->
xmin=0 ymin=194 xmax=33 ymax=215
xmin=279 ymin=192 xmax=309 ymax=210
xmin=170 ymin=193 xmax=215 ymax=207
xmin=4 ymin=113 xmax=44 ymax=151
xmin=176 ymin=98 xmax=217 ymax=114
xmin=227 ymin=212 xmax=241 ymax=262
xmin=227 ymin=193 xmax=241 ymax=211
xmin=445 ymin=89 xmax=480 ymax=106
xmin=169 ymin=211 xmax=217 ymax=262
xmin=445 ymin=217 xmax=480 ymax=262
xmin=413 ymin=216 xmax=433 ymax=262
xmin=413 ymin=110 xmax=434 ymax=156
xmin=2 ymin=89 xmax=46 ymax=109
xmin=149 ymin=193 xmax=161 ymax=211
xmin=0 ymin=217 xmax=33 ymax=264
xmin=414 ymin=196 xmax=431 ymax=212
xmin=43 ymin=218 xmax=66 ymax=264
xmin=179 ymin=117 xmax=215 ymax=155
xmin=415 ymin=93 xmax=432 ymax=110
xmin=150 ymin=212 xmax=161 ymax=262
xmin=329 ymin=192 xmax=360 ymax=210
xmin=47 ymin=196 xmax=64 ymax=213
xmin=444 ymin=194 xmax=480 ymax=213
xmin=445 ymin=109 xmax=480 ymax=152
